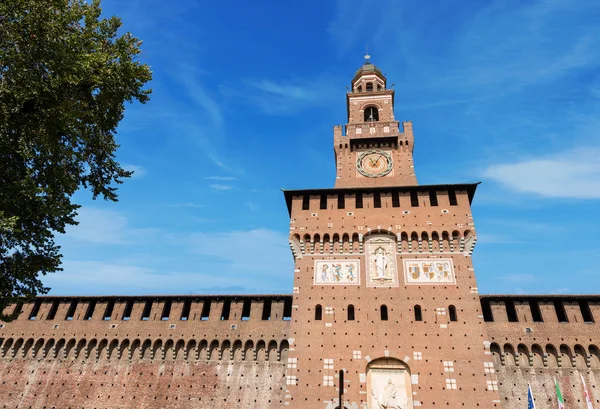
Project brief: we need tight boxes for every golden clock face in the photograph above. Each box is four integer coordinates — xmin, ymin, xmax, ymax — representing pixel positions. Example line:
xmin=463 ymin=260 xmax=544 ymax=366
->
xmin=356 ymin=149 xmax=393 ymax=178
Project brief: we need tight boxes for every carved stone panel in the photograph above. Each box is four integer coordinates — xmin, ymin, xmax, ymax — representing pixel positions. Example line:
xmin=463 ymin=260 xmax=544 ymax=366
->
xmin=367 ymin=358 xmax=413 ymax=409
xmin=314 ymin=260 xmax=360 ymax=285
xmin=403 ymin=258 xmax=456 ymax=285
xmin=366 ymin=235 xmax=399 ymax=287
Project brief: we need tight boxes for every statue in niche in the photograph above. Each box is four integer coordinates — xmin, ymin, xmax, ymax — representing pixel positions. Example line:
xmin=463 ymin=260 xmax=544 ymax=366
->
xmin=371 ymin=378 xmax=405 ymax=409
xmin=374 ymin=247 xmax=388 ymax=279
xmin=365 ymin=235 xmax=398 ymax=287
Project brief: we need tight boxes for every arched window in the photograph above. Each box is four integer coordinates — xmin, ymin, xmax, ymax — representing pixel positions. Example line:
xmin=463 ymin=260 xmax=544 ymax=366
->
xmin=449 ymin=305 xmax=457 ymax=322
xmin=315 ymin=304 xmax=322 ymax=321
xmin=414 ymin=305 xmax=422 ymax=321
xmin=380 ymin=305 xmax=388 ymax=321
xmin=348 ymin=305 xmax=355 ymax=321
xmin=364 ymin=106 xmax=379 ymax=122
xmin=366 ymin=82 xmax=373 ymax=92
xmin=357 ymin=85 xmax=363 ymax=92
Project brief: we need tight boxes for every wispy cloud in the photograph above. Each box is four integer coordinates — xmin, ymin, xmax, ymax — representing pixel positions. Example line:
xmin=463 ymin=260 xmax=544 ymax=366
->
xmin=65 ymin=207 xmax=158 ymax=245
xmin=222 ymin=77 xmax=338 ymax=115
xmin=209 ymin=183 xmax=233 ymax=191
xmin=204 ymin=176 xmax=236 ymax=181
xmin=123 ymin=164 xmax=146 ymax=178
xmin=483 ymin=148 xmax=600 ymax=199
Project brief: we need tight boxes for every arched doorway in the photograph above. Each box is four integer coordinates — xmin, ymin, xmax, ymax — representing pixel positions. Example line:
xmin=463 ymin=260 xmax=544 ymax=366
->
xmin=367 ymin=357 xmax=413 ymax=409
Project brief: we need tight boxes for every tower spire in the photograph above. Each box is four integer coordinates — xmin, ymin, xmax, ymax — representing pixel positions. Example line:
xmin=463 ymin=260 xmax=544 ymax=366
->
xmin=364 ymin=43 xmax=371 ymax=62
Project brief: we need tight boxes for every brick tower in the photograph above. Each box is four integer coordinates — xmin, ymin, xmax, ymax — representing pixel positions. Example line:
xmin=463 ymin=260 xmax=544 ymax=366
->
xmin=283 ymin=56 xmax=502 ymax=409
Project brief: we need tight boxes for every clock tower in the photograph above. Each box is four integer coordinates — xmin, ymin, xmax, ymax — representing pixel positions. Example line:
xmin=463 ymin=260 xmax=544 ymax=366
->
xmin=282 ymin=56 xmax=501 ymax=409
xmin=334 ymin=55 xmax=417 ymax=188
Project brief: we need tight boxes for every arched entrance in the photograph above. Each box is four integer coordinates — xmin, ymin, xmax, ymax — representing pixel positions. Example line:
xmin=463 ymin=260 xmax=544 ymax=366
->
xmin=367 ymin=357 xmax=413 ymax=409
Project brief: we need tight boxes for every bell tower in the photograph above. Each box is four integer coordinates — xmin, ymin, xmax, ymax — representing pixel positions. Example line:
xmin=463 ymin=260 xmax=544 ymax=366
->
xmin=334 ymin=54 xmax=417 ymax=188
xmin=282 ymin=55 xmax=501 ymax=409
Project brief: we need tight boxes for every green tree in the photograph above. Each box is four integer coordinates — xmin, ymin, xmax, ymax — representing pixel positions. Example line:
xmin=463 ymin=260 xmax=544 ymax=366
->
xmin=0 ymin=0 xmax=152 ymax=321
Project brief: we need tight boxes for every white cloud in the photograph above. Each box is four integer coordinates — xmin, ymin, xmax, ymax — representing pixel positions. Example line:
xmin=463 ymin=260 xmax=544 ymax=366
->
xmin=209 ymin=183 xmax=233 ymax=190
xmin=187 ymin=228 xmax=290 ymax=278
xmin=46 ymin=227 xmax=294 ymax=295
xmin=204 ymin=176 xmax=236 ymax=181
xmin=65 ymin=207 xmax=157 ymax=244
xmin=122 ymin=164 xmax=146 ymax=178
xmin=483 ymin=148 xmax=600 ymax=199
xmin=44 ymin=260 xmax=272 ymax=295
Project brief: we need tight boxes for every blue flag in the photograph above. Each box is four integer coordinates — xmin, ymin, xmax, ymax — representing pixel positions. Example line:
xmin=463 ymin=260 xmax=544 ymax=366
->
xmin=528 ymin=384 xmax=536 ymax=409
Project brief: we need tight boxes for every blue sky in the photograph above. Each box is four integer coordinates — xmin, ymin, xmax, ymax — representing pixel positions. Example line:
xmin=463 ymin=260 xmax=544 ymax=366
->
xmin=45 ymin=0 xmax=600 ymax=296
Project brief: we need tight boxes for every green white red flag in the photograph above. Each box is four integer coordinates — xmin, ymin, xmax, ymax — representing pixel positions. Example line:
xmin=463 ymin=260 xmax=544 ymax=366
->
xmin=555 ymin=377 xmax=565 ymax=409
xmin=581 ymin=374 xmax=594 ymax=409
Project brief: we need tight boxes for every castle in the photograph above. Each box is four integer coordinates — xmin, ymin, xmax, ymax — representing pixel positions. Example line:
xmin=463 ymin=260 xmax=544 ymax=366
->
xmin=1 ymin=58 xmax=599 ymax=409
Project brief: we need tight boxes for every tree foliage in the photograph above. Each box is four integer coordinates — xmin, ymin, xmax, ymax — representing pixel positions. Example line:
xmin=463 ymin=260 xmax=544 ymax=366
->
xmin=0 ymin=0 xmax=152 ymax=321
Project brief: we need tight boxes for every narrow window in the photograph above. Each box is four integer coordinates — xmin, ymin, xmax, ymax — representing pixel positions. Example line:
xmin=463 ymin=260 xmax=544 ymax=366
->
xmin=103 ymin=300 xmax=115 ymax=321
xmin=347 ymin=305 xmax=355 ymax=321
xmin=241 ymin=299 xmax=251 ymax=321
xmin=373 ymin=192 xmax=381 ymax=208
xmin=221 ymin=299 xmax=231 ymax=320
xmin=380 ymin=305 xmax=388 ymax=321
xmin=262 ymin=299 xmax=272 ymax=320
xmin=315 ymin=304 xmax=323 ymax=321
xmin=410 ymin=191 xmax=419 ymax=207
xmin=357 ymin=85 xmax=363 ymax=92
xmin=283 ymin=298 xmax=292 ymax=321
xmin=141 ymin=300 xmax=152 ymax=321
xmin=554 ymin=300 xmax=568 ymax=322
xmin=29 ymin=300 xmax=41 ymax=320
xmin=579 ymin=300 xmax=594 ymax=323
xmin=180 ymin=299 xmax=191 ymax=321
xmin=448 ymin=189 xmax=458 ymax=206
xmin=65 ymin=300 xmax=78 ymax=321
xmin=366 ymin=82 xmax=374 ymax=92
xmin=200 ymin=300 xmax=211 ymax=321
xmin=320 ymin=194 xmax=327 ymax=210
xmin=46 ymin=300 xmax=60 ymax=320
xmin=505 ymin=300 xmax=518 ymax=322
xmin=429 ymin=190 xmax=438 ymax=206
xmin=356 ymin=193 xmax=363 ymax=209
xmin=392 ymin=191 xmax=400 ymax=208
xmin=122 ymin=300 xmax=134 ymax=321
xmin=529 ymin=300 xmax=543 ymax=322
xmin=84 ymin=300 xmax=96 ymax=320
xmin=414 ymin=305 xmax=422 ymax=321
xmin=481 ymin=299 xmax=494 ymax=322
xmin=448 ymin=305 xmax=457 ymax=322
xmin=337 ymin=193 xmax=345 ymax=209
xmin=161 ymin=299 xmax=171 ymax=321
xmin=302 ymin=194 xmax=310 ymax=210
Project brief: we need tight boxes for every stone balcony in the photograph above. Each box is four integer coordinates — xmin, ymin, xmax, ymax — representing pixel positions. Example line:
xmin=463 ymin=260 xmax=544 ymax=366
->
xmin=345 ymin=121 xmax=400 ymax=139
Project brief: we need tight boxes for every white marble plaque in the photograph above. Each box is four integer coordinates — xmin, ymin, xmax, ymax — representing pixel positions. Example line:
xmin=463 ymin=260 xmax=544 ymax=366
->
xmin=314 ymin=260 xmax=360 ymax=285
xmin=403 ymin=258 xmax=456 ymax=285
xmin=366 ymin=235 xmax=399 ymax=287
xmin=367 ymin=358 xmax=413 ymax=409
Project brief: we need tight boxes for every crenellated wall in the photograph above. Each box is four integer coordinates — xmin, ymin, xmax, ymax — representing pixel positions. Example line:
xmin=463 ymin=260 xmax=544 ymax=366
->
xmin=482 ymin=295 xmax=600 ymax=408
xmin=0 ymin=295 xmax=291 ymax=409
xmin=2 ymin=294 xmax=600 ymax=408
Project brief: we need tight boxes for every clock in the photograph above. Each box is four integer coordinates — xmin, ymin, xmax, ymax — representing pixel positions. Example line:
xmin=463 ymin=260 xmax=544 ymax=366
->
xmin=356 ymin=149 xmax=393 ymax=178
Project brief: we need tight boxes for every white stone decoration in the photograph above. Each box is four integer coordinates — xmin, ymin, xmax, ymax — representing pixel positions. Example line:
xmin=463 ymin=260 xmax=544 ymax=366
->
xmin=366 ymin=235 xmax=399 ymax=287
xmin=314 ymin=259 xmax=360 ymax=285
xmin=403 ymin=258 xmax=456 ymax=285
xmin=367 ymin=358 xmax=413 ymax=409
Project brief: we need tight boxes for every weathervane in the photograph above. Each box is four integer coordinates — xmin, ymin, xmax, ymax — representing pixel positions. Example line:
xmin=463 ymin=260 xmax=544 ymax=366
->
xmin=364 ymin=43 xmax=371 ymax=62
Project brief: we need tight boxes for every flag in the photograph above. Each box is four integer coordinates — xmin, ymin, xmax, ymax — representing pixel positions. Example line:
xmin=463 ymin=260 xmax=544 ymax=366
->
xmin=528 ymin=383 xmax=536 ymax=409
xmin=555 ymin=377 xmax=565 ymax=409
xmin=581 ymin=374 xmax=594 ymax=409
